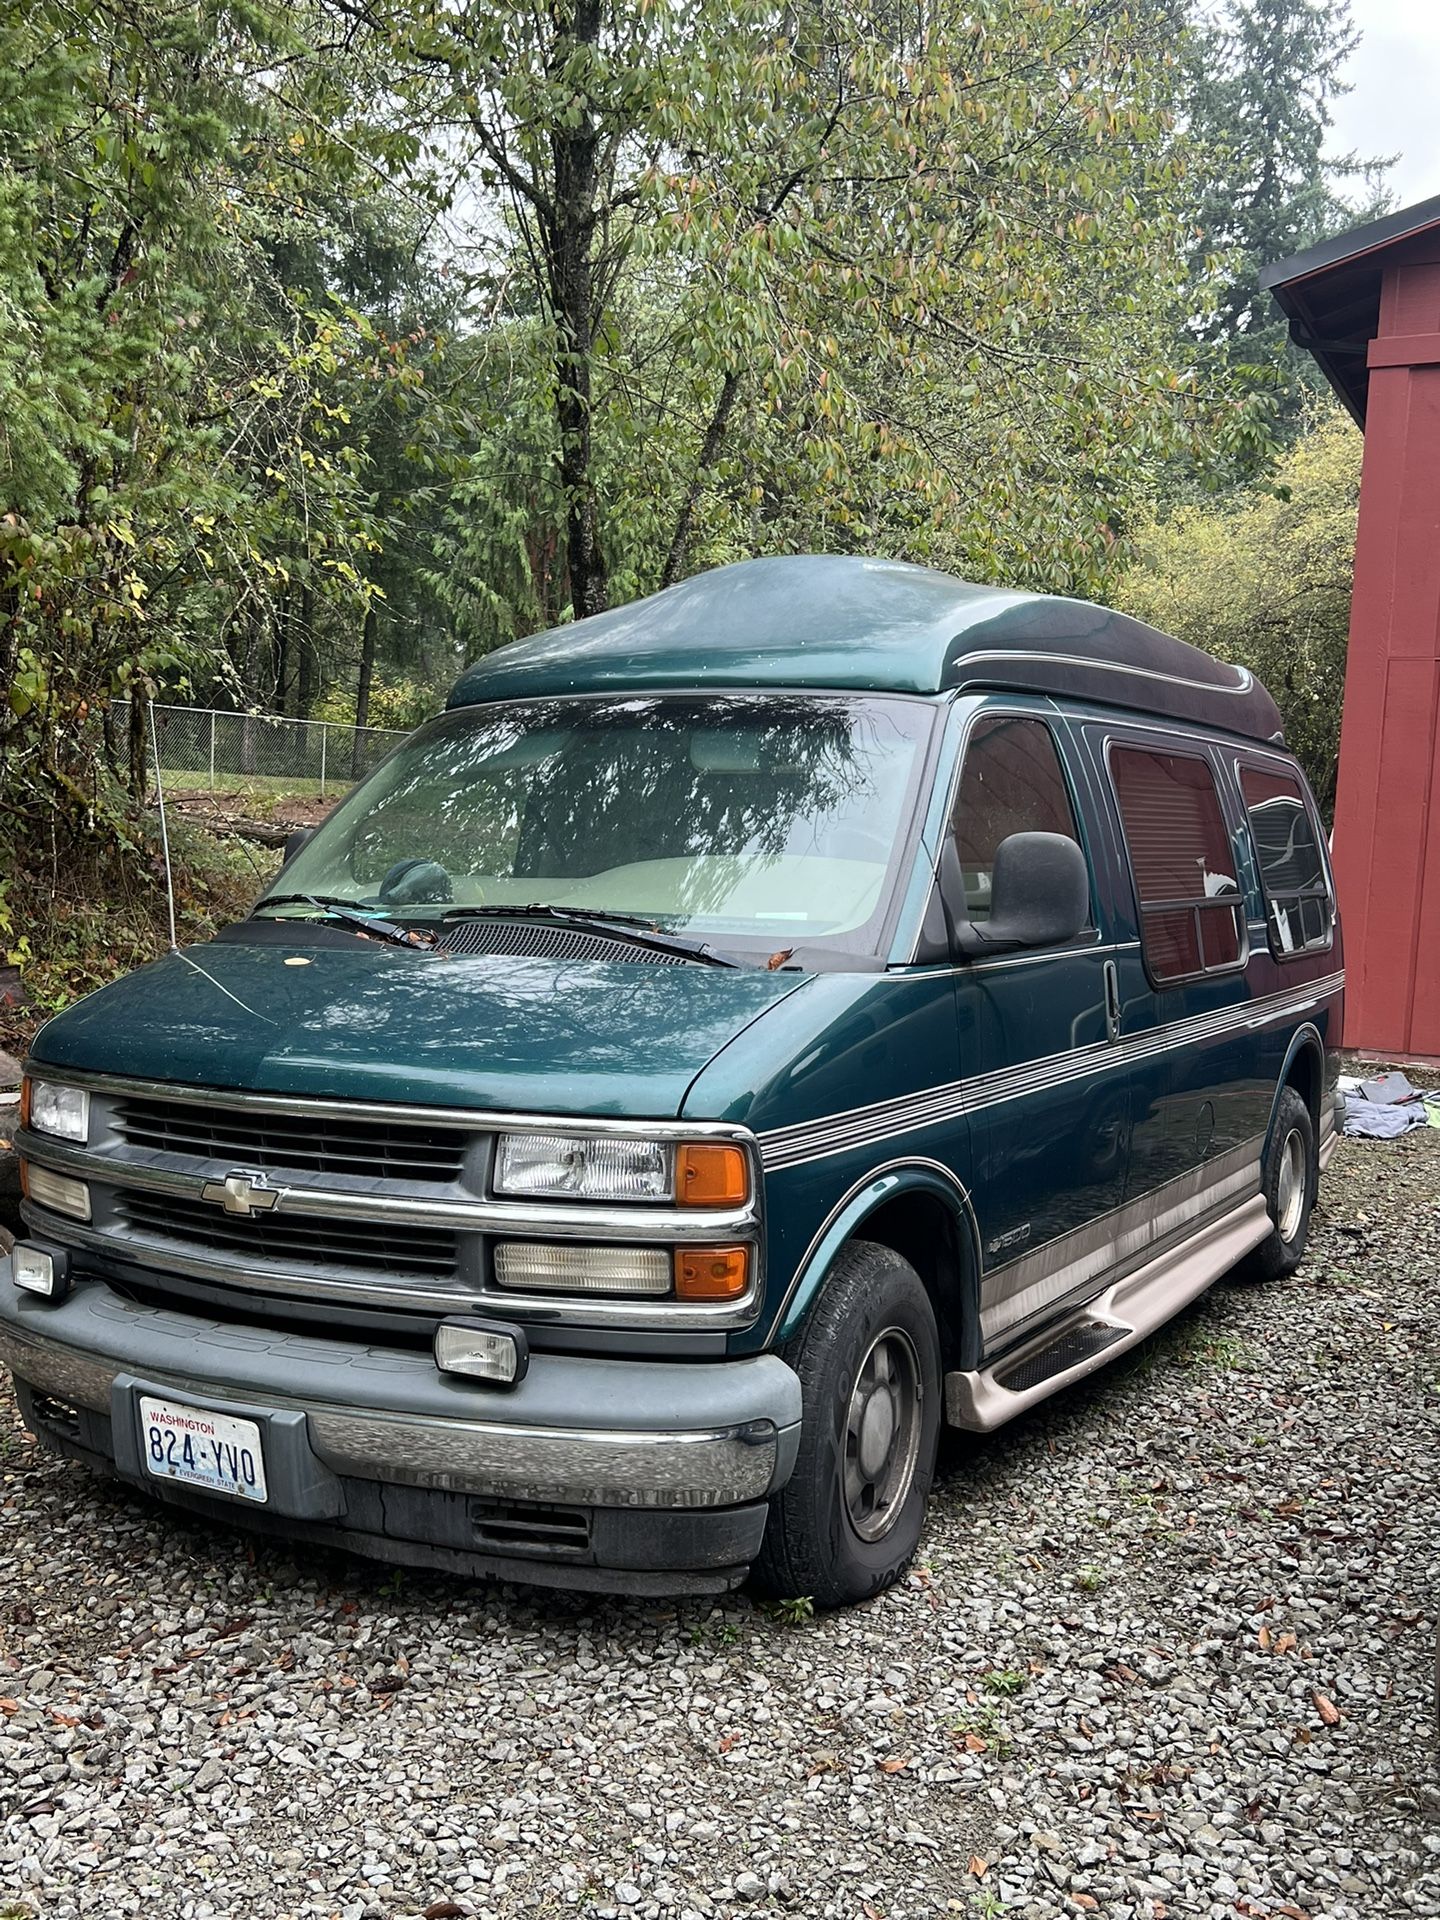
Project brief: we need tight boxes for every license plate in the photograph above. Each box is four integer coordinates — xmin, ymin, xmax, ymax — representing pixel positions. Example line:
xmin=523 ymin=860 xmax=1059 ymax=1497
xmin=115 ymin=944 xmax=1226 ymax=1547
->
xmin=138 ymin=1395 xmax=268 ymax=1504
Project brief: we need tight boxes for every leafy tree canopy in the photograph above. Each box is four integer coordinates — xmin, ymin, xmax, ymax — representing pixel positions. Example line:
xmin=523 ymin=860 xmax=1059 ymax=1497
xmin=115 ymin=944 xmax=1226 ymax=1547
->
xmin=1119 ymin=404 xmax=1361 ymax=812
xmin=1183 ymin=0 xmax=1390 ymax=425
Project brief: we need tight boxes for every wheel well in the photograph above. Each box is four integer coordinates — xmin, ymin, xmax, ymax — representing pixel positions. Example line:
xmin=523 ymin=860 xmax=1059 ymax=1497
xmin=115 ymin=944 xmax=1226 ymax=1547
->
xmin=1283 ymin=1039 xmax=1322 ymax=1126
xmin=853 ymin=1191 xmax=974 ymax=1373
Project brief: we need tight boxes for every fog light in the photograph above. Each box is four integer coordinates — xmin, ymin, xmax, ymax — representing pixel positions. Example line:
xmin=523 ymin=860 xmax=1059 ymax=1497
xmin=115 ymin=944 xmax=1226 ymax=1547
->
xmin=493 ymin=1242 xmax=672 ymax=1296
xmin=13 ymin=1245 xmax=57 ymax=1297
xmin=434 ymin=1318 xmax=529 ymax=1386
xmin=21 ymin=1163 xmax=91 ymax=1222
xmin=674 ymin=1245 xmax=750 ymax=1300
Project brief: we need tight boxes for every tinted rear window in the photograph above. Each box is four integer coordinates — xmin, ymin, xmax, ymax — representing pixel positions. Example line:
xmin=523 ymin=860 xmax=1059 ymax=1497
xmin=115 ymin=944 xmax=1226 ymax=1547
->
xmin=1111 ymin=745 xmax=1244 ymax=982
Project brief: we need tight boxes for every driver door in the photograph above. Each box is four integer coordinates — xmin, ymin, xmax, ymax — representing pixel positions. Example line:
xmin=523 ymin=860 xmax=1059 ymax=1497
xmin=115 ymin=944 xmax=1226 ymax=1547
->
xmin=949 ymin=703 xmax=1131 ymax=1354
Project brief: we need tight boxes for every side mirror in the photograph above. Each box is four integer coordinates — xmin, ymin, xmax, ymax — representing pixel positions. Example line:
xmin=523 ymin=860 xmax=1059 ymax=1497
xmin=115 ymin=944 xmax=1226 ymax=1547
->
xmin=282 ymin=827 xmax=313 ymax=866
xmin=950 ymin=832 xmax=1089 ymax=958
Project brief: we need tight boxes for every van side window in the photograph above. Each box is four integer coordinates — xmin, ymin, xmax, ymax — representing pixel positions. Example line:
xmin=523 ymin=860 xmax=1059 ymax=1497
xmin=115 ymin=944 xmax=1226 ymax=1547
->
xmin=1240 ymin=764 xmax=1333 ymax=956
xmin=953 ymin=715 xmax=1082 ymax=920
xmin=1111 ymin=745 xmax=1244 ymax=982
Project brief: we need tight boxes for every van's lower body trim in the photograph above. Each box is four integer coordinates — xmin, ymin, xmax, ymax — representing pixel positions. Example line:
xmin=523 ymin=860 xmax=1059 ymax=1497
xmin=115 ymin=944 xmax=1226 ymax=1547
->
xmin=0 ymin=1278 xmax=801 ymax=1514
xmin=948 ymin=1192 xmax=1273 ymax=1431
xmin=979 ymin=1136 xmax=1264 ymax=1347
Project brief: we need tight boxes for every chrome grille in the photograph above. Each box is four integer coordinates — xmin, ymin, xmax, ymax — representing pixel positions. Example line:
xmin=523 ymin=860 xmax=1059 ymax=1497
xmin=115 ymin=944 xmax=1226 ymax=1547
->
xmin=117 ymin=1190 xmax=460 ymax=1279
xmin=115 ymin=1095 xmax=469 ymax=1183
xmin=441 ymin=920 xmax=686 ymax=965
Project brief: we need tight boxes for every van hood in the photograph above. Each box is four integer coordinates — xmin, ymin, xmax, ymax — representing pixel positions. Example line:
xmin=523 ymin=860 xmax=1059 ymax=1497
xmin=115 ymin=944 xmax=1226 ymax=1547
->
xmin=27 ymin=932 xmax=808 ymax=1118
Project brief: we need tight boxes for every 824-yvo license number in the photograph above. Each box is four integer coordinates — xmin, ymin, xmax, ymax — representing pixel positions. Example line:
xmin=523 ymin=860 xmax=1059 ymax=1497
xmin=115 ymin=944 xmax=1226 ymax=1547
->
xmin=138 ymin=1395 xmax=268 ymax=1503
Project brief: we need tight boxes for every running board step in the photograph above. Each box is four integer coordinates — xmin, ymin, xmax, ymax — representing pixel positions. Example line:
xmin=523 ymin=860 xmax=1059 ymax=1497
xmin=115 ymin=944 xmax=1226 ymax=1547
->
xmin=945 ymin=1192 xmax=1271 ymax=1432
xmin=992 ymin=1320 xmax=1127 ymax=1393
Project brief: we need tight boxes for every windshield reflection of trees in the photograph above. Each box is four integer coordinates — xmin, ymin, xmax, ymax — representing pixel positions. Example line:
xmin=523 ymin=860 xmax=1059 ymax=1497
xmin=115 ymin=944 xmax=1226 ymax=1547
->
xmin=343 ymin=696 xmax=916 ymax=923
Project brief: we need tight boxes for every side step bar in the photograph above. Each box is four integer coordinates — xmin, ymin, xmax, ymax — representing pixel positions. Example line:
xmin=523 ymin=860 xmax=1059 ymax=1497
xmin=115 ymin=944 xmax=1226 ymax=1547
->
xmin=945 ymin=1192 xmax=1272 ymax=1432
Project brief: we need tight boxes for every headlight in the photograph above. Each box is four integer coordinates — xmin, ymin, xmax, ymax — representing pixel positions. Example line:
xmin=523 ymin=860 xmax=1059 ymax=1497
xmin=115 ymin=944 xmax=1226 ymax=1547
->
xmin=24 ymin=1080 xmax=89 ymax=1144
xmin=494 ymin=1132 xmax=750 ymax=1207
xmin=496 ymin=1133 xmax=672 ymax=1202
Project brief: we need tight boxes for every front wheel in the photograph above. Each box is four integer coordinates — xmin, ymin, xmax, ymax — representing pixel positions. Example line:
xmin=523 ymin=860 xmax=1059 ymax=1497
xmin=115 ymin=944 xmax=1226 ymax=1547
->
xmin=751 ymin=1241 xmax=941 ymax=1609
xmin=1236 ymin=1086 xmax=1317 ymax=1282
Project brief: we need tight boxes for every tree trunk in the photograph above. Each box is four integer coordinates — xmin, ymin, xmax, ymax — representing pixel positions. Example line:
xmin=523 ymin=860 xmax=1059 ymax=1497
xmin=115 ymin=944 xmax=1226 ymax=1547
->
xmin=273 ymin=593 xmax=290 ymax=717
xmin=296 ymin=583 xmax=315 ymax=718
xmin=351 ymin=599 xmax=377 ymax=779
xmin=660 ymin=370 xmax=743 ymax=589
xmin=543 ymin=0 xmax=608 ymax=621
xmin=238 ymin=613 xmax=261 ymax=774
xmin=128 ymin=687 xmax=147 ymax=802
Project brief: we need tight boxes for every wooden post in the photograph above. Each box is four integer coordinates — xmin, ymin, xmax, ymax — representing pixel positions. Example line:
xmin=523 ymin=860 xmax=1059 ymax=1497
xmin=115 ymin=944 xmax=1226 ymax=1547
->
xmin=1330 ymin=248 xmax=1440 ymax=1056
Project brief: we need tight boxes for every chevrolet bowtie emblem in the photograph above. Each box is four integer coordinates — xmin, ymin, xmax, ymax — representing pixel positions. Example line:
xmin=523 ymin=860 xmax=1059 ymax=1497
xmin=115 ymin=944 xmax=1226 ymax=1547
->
xmin=201 ymin=1172 xmax=281 ymax=1216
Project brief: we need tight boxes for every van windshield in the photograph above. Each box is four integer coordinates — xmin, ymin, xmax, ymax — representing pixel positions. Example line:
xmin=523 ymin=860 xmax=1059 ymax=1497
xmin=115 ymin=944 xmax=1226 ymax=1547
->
xmin=259 ymin=693 xmax=936 ymax=959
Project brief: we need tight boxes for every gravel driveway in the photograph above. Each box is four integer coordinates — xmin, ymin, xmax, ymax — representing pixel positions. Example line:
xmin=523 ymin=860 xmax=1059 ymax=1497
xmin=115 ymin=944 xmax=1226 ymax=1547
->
xmin=2 ymin=1133 xmax=1438 ymax=1920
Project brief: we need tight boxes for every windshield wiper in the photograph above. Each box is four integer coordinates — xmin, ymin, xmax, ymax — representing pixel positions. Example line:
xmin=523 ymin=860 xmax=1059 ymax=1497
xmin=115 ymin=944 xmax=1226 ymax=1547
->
xmin=254 ymin=892 xmax=377 ymax=914
xmin=253 ymin=894 xmax=439 ymax=951
xmin=442 ymin=903 xmax=739 ymax=968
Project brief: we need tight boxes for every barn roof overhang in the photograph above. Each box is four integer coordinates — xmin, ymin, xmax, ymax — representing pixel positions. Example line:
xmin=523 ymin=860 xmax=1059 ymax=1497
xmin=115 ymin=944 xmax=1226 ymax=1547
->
xmin=1261 ymin=192 xmax=1440 ymax=427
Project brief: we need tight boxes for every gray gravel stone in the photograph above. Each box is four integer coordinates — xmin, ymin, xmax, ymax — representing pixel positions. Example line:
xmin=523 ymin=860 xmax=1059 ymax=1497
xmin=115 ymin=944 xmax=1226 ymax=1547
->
xmin=1 ymin=1131 xmax=1439 ymax=1918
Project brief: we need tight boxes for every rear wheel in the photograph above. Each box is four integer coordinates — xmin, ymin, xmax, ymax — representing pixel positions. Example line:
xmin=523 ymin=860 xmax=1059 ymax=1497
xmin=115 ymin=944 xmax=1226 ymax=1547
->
xmin=751 ymin=1241 xmax=941 ymax=1609
xmin=1236 ymin=1087 xmax=1317 ymax=1282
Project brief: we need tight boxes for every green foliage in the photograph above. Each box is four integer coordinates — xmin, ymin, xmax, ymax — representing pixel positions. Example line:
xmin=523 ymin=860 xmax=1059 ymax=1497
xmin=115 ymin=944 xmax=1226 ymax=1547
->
xmin=766 ymin=1593 xmax=816 ymax=1626
xmin=1183 ymin=0 xmax=1390 ymax=428
xmin=0 ymin=0 xmax=451 ymax=941
xmin=315 ymin=677 xmax=442 ymax=731
xmin=1119 ymin=407 xmax=1359 ymax=812
xmin=0 ymin=810 xmax=277 ymax=1056
xmin=2 ymin=0 xmax=1363 ymax=1015
xmin=415 ymin=0 xmax=1279 ymax=625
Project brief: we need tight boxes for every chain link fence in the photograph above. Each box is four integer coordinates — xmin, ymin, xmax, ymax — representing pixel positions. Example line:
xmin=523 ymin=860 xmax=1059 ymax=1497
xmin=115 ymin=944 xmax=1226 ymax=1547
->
xmin=113 ymin=701 xmax=408 ymax=801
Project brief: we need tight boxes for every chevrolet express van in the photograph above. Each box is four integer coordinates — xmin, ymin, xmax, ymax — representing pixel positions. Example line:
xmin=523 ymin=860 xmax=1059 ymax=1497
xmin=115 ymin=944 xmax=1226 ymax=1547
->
xmin=1 ymin=556 xmax=1342 ymax=1606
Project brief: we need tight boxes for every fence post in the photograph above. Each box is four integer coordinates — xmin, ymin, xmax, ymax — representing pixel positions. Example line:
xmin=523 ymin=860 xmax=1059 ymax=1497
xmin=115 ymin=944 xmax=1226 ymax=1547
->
xmin=319 ymin=724 xmax=327 ymax=797
xmin=208 ymin=712 xmax=216 ymax=795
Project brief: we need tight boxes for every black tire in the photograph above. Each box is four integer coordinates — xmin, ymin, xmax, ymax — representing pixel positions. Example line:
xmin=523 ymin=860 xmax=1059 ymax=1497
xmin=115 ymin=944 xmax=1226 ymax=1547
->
xmin=751 ymin=1241 xmax=941 ymax=1610
xmin=1236 ymin=1086 xmax=1317 ymax=1282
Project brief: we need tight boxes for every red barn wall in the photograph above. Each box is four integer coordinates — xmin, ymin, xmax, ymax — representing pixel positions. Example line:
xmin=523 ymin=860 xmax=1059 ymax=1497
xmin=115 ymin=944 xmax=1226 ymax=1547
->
xmin=1331 ymin=248 xmax=1440 ymax=1057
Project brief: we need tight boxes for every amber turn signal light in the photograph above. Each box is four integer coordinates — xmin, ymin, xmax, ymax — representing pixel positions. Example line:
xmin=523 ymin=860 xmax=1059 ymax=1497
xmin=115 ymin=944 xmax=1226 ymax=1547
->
xmin=673 ymin=1245 xmax=750 ymax=1300
xmin=18 ymin=1076 xmax=30 ymax=1131
xmin=676 ymin=1142 xmax=749 ymax=1208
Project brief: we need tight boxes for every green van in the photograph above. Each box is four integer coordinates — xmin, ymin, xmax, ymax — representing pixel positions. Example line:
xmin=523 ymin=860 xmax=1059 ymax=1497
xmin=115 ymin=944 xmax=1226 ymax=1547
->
xmin=1 ymin=556 xmax=1342 ymax=1606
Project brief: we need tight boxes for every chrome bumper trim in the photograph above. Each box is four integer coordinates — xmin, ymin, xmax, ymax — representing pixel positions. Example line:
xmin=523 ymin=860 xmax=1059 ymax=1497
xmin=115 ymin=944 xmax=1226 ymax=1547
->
xmin=0 ymin=1285 xmax=799 ymax=1510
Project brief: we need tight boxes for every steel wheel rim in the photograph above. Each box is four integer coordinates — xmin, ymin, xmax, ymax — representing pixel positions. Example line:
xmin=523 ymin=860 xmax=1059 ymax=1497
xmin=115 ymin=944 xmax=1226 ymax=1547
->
xmin=1276 ymin=1127 xmax=1307 ymax=1243
xmin=842 ymin=1327 xmax=923 ymax=1543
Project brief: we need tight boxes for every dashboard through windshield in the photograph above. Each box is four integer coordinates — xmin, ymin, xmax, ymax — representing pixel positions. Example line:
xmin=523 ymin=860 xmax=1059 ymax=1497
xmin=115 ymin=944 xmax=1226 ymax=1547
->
xmin=258 ymin=692 xmax=937 ymax=961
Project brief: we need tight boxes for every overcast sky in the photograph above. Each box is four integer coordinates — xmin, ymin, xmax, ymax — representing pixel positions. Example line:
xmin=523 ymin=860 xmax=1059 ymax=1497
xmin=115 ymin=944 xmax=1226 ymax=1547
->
xmin=1328 ymin=0 xmax=1440 ymax=207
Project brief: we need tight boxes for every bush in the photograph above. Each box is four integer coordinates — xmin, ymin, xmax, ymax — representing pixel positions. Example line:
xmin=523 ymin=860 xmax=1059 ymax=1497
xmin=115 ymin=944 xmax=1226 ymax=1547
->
xmin=1119 ymin=408 xmax=1360 ymax=816
xmin=0 ymin=811 xmax=279 ymax=1059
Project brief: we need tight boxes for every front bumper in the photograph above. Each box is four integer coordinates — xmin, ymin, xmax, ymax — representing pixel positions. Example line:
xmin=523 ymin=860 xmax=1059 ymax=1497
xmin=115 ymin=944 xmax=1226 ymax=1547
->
xmin=0 ymin=1269 xmax=801 ymax=1595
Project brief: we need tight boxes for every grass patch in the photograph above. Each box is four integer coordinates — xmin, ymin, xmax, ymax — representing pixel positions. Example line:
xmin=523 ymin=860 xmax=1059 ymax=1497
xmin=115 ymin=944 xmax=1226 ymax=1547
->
xmin=949 ymin=1698 xmax=1014 ymax=1759
xmin=1177 ymin=1329 xmax=1261 ymax=1371
xmin=166 ymin=768 xmax=333 ymax=800
xmin=980 ymin=1668 xmax=1028 ymax=1696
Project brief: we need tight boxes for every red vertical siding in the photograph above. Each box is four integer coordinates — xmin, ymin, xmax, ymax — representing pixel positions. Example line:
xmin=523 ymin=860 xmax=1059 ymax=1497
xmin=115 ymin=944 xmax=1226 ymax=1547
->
xmin=1332 ymin=253 xmax=1440 ymax=1055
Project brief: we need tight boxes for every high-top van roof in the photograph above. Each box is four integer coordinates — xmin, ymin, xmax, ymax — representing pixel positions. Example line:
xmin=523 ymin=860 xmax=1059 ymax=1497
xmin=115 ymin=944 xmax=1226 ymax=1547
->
xmin=447 ymin=555 xmax=1285 ymax=744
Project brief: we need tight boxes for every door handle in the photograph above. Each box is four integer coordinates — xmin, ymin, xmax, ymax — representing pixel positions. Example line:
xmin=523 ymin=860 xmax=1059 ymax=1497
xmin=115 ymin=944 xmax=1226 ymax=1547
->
xmin=1104 ymin=959 xmax=1121 ymax=1042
